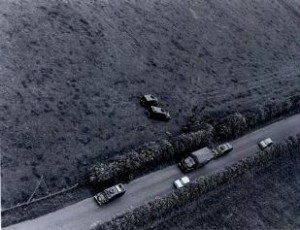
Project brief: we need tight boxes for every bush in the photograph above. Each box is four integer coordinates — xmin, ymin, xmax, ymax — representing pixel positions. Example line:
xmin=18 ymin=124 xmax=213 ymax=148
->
xmin=182 ymin=121 xmax=214 ymax=133
xmin=90 ymin=130 xmax=211 ymax=185
xmin=214 ymin=112 xmax=247 ymax=139
xmin=244 ymin=96 xmax=298 ymax=128
xmin=183 ymin=96 xmax=298 ymax=140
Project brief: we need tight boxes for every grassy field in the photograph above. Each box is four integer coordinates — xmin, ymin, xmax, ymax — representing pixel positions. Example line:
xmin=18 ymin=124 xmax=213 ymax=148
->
xmin=1 ymin=0 xmax=299 ymax=209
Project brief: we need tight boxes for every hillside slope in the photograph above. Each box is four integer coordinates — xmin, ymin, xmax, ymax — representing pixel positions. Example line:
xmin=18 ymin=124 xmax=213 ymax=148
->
xmin=1 ymin=0 xmax=299 ymax=208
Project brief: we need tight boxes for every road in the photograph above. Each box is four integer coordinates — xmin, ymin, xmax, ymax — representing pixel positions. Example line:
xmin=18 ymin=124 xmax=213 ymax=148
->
xmin=5 ymin=114 xmax=299 ymax=230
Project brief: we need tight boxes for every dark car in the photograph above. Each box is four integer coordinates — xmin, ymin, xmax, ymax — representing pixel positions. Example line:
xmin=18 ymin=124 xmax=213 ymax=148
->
xmin=94 ymin=184 xmax=126 ymax=205
xmin=148 ymin=106 xmax=171 ymax=121
xmin=140 ymin=94 xmax=158 ymax=107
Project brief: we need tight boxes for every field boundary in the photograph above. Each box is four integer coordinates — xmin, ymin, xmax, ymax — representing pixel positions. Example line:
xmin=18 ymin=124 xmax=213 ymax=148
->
xmin=2 ymin=183 xmax=79 ymax=213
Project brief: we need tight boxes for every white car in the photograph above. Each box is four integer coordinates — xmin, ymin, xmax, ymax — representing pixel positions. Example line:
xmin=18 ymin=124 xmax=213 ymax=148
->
xmin=174 ymin=176 xmax=190 ymax=189
xmin=258 ymin=138 xmax=273 ymax=150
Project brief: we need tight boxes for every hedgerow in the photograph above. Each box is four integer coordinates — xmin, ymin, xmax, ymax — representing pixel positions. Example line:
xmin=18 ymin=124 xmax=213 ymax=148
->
xmin=93 ymin=137 xmax=298 ymax=230
xmin=214 ymin=112 xmax=247 ymax=139
xmin=184 ymin=95 xmax=299 ymax=139
xmin=90 ymin=130 xmax=211 ymax=185
xmin=90 ymin=95 xmax=298 ymax=186
xmin=244 ymin=96 xmax=299 ymax=128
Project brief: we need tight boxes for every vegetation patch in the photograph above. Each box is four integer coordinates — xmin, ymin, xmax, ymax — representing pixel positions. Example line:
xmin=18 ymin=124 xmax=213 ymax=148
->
xmin=184 ymin=95 xmax=299 ymax=140
xmin=90 ymin=130 xmax=211 ymax=186
xmin=90 ymin=95 xmax=298 ymax=186
xmin=93 ymin=137 xmax=298 ymax=230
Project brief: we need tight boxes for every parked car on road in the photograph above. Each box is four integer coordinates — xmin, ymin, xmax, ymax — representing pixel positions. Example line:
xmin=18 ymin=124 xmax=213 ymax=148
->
xmin=140 ymin=94 xmax=158 ymax=107
xmin=213 ymin=142 xmax=233 ymax=158
xmin=258 ymin=138 xmax=273 ymax=150
xmin=148 ymin=106 xmax=171 ymax=121
xmin=174 ymin=176 xmax=190 ymax=189
xmin=94 ymin=184 xmax=126 ymax=205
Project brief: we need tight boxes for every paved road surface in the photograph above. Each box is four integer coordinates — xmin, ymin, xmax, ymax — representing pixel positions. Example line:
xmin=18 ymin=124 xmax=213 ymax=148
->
xmin=5 ymin=114 xmax=299 ymax=230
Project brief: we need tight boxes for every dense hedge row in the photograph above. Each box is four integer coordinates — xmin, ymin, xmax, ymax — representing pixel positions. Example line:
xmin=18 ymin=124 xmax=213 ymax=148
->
xmin=90 ymin=130 xmax=211 ymax=185
xmin=93 ymin=137 xmax=298 ymax=230
xmin=184 ymin=95 xmax=299 ymax=139
xmin=244 ymin=96 xmax=299 ymax=128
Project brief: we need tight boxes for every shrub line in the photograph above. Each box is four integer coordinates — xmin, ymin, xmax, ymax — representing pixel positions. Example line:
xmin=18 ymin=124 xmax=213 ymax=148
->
xmin=95 ymin=137 xmax=298 ymax=230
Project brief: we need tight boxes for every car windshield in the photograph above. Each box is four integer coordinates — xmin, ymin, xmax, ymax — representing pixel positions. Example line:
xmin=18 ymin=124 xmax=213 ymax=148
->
xmin=260 ymin=141 xmax=266 ymax=146
xmin=146 ymin=95 xmax=156 ymax=100
xmin=184 ymin=157 xmax=195 ymax=168
xmin=116 ymin=185 xmax=123 ymax=192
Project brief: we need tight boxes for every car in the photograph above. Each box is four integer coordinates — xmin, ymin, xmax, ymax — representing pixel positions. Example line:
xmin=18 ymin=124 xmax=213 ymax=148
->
xmin=174 ymin=176 xmax=190 ymax=189
xmin=148 ymin=106 xmax=171 ymax=121
xmin=94 ymin=183 xmax=126 ymax=205
xmin=258 ymin=138 xmax=273 ymax=150
xmin=214 ymin=142 xmax=233 ymax=158
xmin=140 ymin=94 xmax=158 ymax=107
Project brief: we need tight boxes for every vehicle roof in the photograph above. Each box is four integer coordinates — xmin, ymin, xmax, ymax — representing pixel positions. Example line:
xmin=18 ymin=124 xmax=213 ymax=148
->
xmin=181 ymin=176 xmax=190 ymax=184
xmin=174 ymin=180 xmax=183 ymax=188
xmin=191 ymin=147 xmax=214 ymax=162
xmin=143 ymin=94 xmax=157 ymax=101
xmin=151 ymin=106 xmax=167 ymax=114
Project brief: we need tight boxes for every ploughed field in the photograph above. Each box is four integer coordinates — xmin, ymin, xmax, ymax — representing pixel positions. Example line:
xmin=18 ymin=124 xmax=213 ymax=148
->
xmin=1 ymin=0 xmax=299 ymax=208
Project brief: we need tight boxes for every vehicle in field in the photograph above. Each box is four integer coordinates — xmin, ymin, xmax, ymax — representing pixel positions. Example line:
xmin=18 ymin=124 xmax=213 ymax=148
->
xmin=178 ymin=147 xmax=214 ymax=173
xmin=148 ymin=106 xmax=171 ymax=121
xmin=213 ymin=142 xmax=233 ymax=158
xmin=174 ymin=176 xmax=190 ymax=189
xmin=94 ymin=184 xmax=126 ymax=205
xmin=258 ymin=138 xmax=273 ymax=150
xmin=140 ymin=94 xmax=158 ymax=107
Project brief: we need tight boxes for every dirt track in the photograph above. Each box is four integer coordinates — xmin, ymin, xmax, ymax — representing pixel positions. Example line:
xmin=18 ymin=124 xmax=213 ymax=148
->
xmin=0 ymin=0 xmax=299 ymax=208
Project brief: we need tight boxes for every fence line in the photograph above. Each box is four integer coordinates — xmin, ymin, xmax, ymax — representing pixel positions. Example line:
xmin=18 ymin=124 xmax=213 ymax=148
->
xmin=2 ymin=183 xmax=79 ymax=213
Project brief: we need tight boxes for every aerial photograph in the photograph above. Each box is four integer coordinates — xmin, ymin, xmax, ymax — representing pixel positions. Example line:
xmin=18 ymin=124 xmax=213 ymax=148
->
xmin=0 ymin=0 xmax=299 ymax=229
